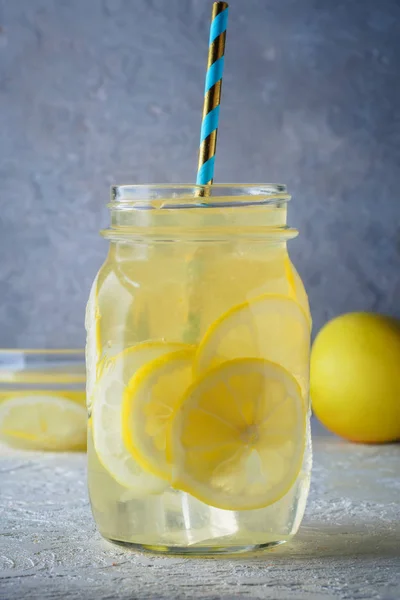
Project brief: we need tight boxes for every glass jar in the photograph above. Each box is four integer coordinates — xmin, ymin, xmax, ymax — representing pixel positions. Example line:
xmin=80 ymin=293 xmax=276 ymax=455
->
xmin=0 ymin=350 xmax=86 ymax=451
xmin=86 ymin=184 xmax=312 ymax=555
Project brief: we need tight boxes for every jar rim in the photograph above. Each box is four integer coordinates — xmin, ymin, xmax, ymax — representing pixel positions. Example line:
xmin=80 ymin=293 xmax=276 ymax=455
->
xmin=105 ymin=183 xmax=295 ymax=242
xmin=111 ymin=183 xmax=289 ymax=203
xmin=112 ymin=183 xmax=287 ymax=189
xmin=0 ymin=350 xmax=85 ymax=384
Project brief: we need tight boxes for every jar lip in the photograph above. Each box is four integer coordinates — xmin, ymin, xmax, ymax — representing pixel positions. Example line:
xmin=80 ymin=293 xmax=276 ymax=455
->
xmin=106 ymin=183 xmax=294 ymax=241
xmin=111 ymin=183 xmax=288 ymax=202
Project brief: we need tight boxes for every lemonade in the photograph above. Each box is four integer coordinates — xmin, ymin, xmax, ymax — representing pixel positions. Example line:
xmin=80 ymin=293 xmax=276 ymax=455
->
xmin=86 ymin=185 xmax=312 ymax=554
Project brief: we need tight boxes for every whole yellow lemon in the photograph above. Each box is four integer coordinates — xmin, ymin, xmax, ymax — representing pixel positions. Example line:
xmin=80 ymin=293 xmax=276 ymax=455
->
xmin=310 ymin=312 xmax=400 ymax=443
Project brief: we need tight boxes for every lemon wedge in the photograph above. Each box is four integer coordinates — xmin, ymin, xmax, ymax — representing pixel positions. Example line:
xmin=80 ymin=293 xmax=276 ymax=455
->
xmin=0 ymin=395 xmax=87 ymax=451
xmin=92 ymin=341 xmax=189 ymax=493
xmin=122 ymin=348 xmax=195 ymax=480
xmin=195 ymin=294 xmax=310 ymax=397
xmin=168 ymin=358 xmax=306 ymax=511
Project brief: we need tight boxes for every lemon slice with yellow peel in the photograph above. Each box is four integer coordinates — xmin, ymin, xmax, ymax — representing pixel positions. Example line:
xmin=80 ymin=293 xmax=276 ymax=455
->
xmin=195 ymin=294 xmax=310 ymax=397
xmin=168 ymin=358 xmax=306 ymax=511
xmin=0 ymin=395 xmax=87 ymax=451
xmin=92 ymin=341 xmax=190 ymax=493
xmin=122 ymin=348 xmax=195 ymax=480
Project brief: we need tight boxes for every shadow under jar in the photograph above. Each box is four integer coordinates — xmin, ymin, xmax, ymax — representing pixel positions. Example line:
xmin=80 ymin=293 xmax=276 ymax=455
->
xmin=86 ymin=184 xmax=312 ymax=555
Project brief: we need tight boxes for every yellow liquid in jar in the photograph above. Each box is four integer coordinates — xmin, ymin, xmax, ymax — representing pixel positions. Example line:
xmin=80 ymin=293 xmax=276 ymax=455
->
xmin=87 ymin=212 xmax=312 ymax=553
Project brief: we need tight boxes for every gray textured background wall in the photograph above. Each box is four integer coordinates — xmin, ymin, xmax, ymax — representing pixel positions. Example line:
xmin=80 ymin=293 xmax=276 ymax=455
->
xmin=0 ymin=0 xmax=399 ymax=348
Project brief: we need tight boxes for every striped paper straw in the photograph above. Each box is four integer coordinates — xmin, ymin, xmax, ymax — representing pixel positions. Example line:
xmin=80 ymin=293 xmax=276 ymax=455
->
xmin=196 ymin=1 xmax=229 ymax=186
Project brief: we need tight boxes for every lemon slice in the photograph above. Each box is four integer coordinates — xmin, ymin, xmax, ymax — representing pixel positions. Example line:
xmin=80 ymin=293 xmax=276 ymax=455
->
xmin=168 ymin=358 xmax=306 ymax=511
xmin=0 ymin=395 xmax=87 ymax=451
xmin=195 ymin=294 xmax=310 ymax=396
xmin=85 ymin=274 xmax=102 ymax=412
xmin=122 ymin=348 xmax=195 ymax=480
xmin=92 ymin=341 xmax=190 ymax=493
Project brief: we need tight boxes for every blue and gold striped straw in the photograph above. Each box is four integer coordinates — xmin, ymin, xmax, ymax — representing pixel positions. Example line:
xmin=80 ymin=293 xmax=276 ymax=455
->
xmin=196 ymin=1 xmax=229 ymax=186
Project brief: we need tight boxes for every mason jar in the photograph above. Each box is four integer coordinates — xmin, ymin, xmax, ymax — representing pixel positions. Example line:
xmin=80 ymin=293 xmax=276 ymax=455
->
xmin=86 ymin=184 xmax=312 ymax=555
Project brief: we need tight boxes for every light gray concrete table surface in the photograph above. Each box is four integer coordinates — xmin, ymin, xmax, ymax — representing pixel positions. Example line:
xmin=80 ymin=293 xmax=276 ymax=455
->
xmin=1 ymin=424 xmax=399 ymax=600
